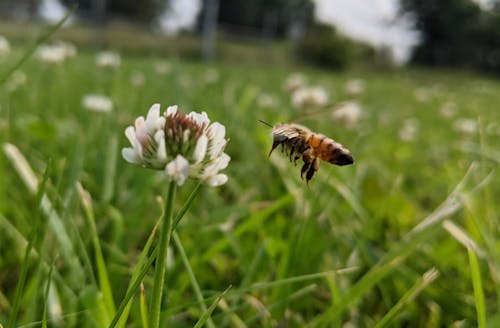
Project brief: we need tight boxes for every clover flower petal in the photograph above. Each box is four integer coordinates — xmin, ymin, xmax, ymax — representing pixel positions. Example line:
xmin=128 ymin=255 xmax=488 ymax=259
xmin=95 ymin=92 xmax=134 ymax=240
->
xmin=166 ymin=155 xmax=189 ymax=185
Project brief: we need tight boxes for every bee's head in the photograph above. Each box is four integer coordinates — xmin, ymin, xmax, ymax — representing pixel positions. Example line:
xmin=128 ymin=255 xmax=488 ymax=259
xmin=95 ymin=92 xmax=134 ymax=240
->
xmin=332 ymin=148 xmax=354 ymax=166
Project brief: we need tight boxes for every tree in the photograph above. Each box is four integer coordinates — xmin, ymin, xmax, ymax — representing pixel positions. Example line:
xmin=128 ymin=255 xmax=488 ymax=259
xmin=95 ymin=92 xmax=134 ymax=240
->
xmin=401 ymin=0 xmax=500 ymax=73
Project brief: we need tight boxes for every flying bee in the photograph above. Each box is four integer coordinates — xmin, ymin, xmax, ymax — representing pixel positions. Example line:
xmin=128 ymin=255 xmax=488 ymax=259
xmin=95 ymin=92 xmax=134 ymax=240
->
xmin=261 ymin=121 xmax=354 ymax=184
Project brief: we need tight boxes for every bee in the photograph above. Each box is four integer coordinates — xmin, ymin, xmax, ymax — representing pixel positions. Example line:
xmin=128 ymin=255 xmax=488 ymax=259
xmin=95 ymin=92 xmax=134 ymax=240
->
xmin=262 ymin=121 xmax=354 ymax=183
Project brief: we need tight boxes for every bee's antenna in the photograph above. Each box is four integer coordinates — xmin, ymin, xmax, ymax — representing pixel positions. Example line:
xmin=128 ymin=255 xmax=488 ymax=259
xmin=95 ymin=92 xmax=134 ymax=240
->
xmin=258 ymin=119 xmax=273 ymax=128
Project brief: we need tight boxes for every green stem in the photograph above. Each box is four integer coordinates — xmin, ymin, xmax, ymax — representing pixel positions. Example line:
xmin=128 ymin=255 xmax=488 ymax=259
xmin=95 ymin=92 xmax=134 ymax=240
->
xmin=149 ymin=181 xmax=176 ymax=328
xmin=173 ymin=231 xmax=216 ymax=328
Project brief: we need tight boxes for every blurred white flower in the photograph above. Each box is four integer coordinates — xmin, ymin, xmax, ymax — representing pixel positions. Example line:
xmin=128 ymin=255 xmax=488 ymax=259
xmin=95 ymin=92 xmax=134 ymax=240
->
xmin=55 ymin=40 xmax=77 ymax=58
xmin=413 ymin=87 xmax=431 ymax=103
xmin=0 ymin=35 xmax=11 ymax=58
xmin=82 ymin=94 xmax=113 ymax=113
xmin=345 ymin=79 xmax=365 ymax=98
xmin=130 ymin=70 xmax=145 ymax=87
xmin=257 ymin=92 xmax=280 ymax=108
xmin=283 ymin=73 xmax=307 ymax=93
xmin=331 ymin=101 xmax=363 ymax=129
xmin=399 ymin=118 xmax=419 ymax=141
xmin=6 ymin=70 xmax=27 ymax=92
xmin=291 ymin=85 xmax=329 ymax=108
xmin=154 ymin=61 xmax=172 ymax=75
xmin=453 ymin=118 xmax=477 ymax=135
xmin=122 ymin=104 xmax=230 ymax=186
xmin=440 ymin=101 xmax=456 ymax=118
xmin=96 ymin=51 xmax=121 ymax=68
xmin=36 ymin=41 xmax=76 ymax=64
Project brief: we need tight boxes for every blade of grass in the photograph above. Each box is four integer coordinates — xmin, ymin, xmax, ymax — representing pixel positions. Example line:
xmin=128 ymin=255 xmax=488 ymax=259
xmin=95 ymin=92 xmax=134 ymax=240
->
xmin=102 ymin=134 xmax=118 ymax=203
xmin=3 ymin=143 xmax=84 ymax=281
xmin=7 ymin=158 xmax=51 ymax=328
xmin=42 ymin=260 xmax=56 ymax=328
xmin=109 ymin=181 xmax=202 ymax=328
xmin=173 ymin=231 xmax=216 ymax=328
xmin=315 ymin=163 xmax=488 ymax=324
xmin=468 ymin=246 xmax=486 ymax=328
xmin=140 ymin=283 xmax=149 ymax=328
xmin=246 ymin=284 xmax=317 ymax=326
xmin=202 ymin=193 xmax=294 ymax=261
xmin=173 ymin=182 xmax=202 ymax=229
xmin=114 ymin=219 xmax=161 ymax=328
xmin=0 ymin=5 xmax=76 ymax=85
xmin=193 ymin=286 xmax=231 ymax=328
xmin=374 ymin=268 xmax=440 ymax=328
xmin=443 ymin=220 xmax=486 ymax=258
xmin=76 ymin=182 xmax=116 ymax=317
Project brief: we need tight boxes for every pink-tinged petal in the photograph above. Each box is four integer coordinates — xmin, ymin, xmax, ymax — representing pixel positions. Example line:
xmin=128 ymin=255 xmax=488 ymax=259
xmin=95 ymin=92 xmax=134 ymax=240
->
xmin=193 ymin=135 xmax=208 ymax=164
xmin=125 ymin=126 xmax=142 ymax=151
xmin=134 ymin=117 xmax=148 ymax=143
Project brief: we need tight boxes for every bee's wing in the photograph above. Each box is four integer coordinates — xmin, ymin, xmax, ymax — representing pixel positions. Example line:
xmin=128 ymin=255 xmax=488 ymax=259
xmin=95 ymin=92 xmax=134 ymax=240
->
xmin=272 ymin=124 xmax=304 ymax=140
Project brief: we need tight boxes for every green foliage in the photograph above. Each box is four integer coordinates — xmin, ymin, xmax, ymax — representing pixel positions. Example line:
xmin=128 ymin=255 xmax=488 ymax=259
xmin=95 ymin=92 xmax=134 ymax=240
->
xmin=296 ymin=23 xmax=359 ymax=70
xmin=1 ymin=36 xmax=500 ymax=327
xmin=401 ymin=0 xmax=500 ymax=73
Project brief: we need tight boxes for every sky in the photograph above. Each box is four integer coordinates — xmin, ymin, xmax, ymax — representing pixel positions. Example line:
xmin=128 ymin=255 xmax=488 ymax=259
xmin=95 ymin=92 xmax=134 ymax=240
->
xmin=313 ymin=0 xmax=419 ymax=64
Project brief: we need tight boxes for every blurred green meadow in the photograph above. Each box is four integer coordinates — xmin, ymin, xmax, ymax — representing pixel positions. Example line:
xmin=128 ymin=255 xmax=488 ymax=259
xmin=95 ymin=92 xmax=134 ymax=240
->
xmin=1 ymin=37 xmax=500 ymax=327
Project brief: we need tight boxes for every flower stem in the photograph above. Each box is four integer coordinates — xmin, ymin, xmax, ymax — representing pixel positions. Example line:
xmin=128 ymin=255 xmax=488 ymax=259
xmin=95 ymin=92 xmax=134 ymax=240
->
xmin=149 ymin=181 xmax=176 ymax=328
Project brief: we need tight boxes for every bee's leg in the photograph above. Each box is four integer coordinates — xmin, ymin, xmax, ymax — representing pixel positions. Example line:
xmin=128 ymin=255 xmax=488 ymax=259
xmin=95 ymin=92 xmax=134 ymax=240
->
xmin=305 ymin=158 xmax=319 ymax=184
xmin=301 ymin=161 xmax=311 ymax=179
xmin=301 ymin=149 xmax=314 ymax=179
xmin=268 ymin=141 xmax=280 ymax=157
xmin=289 ymin=146 xmax=295 ymax=162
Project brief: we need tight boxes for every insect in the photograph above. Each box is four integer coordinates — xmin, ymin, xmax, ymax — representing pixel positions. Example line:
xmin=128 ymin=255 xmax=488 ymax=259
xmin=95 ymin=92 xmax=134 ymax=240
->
xmin=261 ymin=121 xmax=354 ymax=184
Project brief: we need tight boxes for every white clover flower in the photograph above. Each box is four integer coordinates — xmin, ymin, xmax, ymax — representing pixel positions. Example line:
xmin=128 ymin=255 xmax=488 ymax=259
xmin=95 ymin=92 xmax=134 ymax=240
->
xmin=154 ymin=61 xmax=172 ymax=75
xmin=413 ymin=87 xmax=431 ymax=103
xmin=399 ymin=118 xmax=419 ymax=142
xmin=35 ymin=44 xmax=68 ymax=64
xmin=82 ymin=94 xmax=113 ymax=113
xmin=345 ymin=78 xmax=365 ymax=98
xmin=291 ymin=85 xmax=329 ymax=108
xmin=257 ymin=92 xmax=280 ymax=108
xmin=6 ymin=70 xmax=27 ymax=92
xmin=55 ymin=40 xmax=77 ymax=58
xmin=453 ymin=118 xmax=477 ymax=135
xmin=122 ymin=104 xmax=230 ymax=186
xmin=283 ymin=73 xmax=307 ymax=93
xmin=96 ymin=51 xmax=121 ymax=68
xmin=331 ymin=101 xmax=363 ymax=130
xmin=440 ymin=101 xmax=456 ymax=118
xmin=0 ymin=35 xmax=11 ymax=58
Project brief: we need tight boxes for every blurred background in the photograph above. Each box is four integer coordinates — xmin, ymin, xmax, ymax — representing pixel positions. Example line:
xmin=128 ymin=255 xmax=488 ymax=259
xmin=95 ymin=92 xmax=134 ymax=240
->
xmin=1 ymin=0 xmax=500 ymax=327
xmin=0 ymin=0 xmax=498 ymax=72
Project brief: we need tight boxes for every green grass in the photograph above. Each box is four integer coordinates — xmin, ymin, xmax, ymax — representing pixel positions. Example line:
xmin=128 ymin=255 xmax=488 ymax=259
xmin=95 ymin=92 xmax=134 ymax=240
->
xmin=1 ymin=31 xmax=500 ymax=327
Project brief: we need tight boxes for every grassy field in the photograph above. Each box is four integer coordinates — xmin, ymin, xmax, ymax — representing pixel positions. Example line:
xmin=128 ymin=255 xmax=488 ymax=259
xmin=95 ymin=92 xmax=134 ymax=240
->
xmin=1 ymin=35 xmax=500 ymax=327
